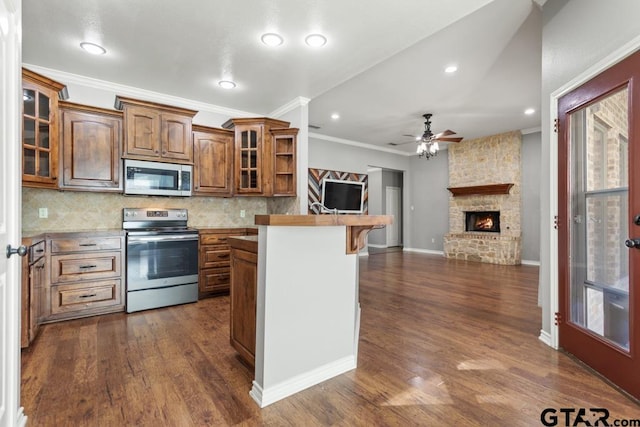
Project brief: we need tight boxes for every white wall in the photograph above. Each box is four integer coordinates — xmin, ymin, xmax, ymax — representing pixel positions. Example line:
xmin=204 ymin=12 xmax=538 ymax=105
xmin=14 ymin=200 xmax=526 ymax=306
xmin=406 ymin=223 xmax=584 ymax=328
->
xmin=408 ymin=151 xmax=450 ymax=252
xmin=540 ymin=0 xmax=640 ymax=334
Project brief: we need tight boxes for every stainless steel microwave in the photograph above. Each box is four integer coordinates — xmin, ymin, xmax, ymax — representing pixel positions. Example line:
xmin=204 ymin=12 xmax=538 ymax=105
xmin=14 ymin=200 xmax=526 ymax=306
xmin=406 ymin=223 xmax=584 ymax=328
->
xmin=124 ymin=159 xmax=192 ymax=196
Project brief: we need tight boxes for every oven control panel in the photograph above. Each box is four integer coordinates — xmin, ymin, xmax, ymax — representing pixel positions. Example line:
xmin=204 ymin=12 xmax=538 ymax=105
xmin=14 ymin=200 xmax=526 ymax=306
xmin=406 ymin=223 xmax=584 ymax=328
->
xmin=123 ymin=208 xmax=188 ymax=222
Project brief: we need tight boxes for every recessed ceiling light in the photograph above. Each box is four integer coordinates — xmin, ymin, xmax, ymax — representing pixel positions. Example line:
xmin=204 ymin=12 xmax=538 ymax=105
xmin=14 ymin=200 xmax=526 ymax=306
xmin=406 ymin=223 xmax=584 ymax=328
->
xmin=218 ymin=80 xmax=236 ymax=89
xmin=80 ymin=42 xmax=106 ymax=55
xmin=524 ymin=108 xmax=535 ymax=115
xmin=305 ymin=34 xmax=327 ymax=47
xmin=331 ymin=113 xmax=340 ymax=120
xmin=445 ymin=65 xmax=458 ymax=73
xmin=261 ymin=33 xmax=284 ymax=47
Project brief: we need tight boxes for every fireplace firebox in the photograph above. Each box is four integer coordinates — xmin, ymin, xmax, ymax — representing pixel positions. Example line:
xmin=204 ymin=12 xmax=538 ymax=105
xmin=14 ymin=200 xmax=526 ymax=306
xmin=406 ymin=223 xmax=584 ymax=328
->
xmin=465 ymin=211 xmax=500 ymax=233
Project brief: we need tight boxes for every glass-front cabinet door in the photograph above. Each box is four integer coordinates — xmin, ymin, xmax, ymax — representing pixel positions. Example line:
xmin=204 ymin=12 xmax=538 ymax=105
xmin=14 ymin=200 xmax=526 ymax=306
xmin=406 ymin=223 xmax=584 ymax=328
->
xmin=21 ymin=69 xmax=67 ymax=188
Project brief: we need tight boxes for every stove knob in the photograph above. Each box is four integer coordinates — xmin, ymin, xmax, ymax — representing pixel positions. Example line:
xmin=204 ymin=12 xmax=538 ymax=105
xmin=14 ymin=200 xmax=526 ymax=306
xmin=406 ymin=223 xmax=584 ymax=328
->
xmin=125 ymin=212 xmax=130 ymax=217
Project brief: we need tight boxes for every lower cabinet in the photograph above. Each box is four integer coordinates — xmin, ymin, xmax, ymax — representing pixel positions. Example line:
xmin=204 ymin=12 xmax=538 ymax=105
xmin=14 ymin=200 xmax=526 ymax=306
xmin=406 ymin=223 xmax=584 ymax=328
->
xmin=229 ymin=236 xmax=258 ymax=368
xmin=21 ymin=237 xmax=45 ymax=348
xmin=42 ymin=231 xmax=125 ymax=323
xmin=198 ymin=228 xmax=256 ymax=298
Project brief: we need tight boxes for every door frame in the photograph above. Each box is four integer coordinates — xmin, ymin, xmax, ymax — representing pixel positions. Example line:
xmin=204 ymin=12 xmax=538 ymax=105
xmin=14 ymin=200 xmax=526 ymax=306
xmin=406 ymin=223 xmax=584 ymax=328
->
xmin=385 ymin=186 xmax=401 ymax=247
xmin=0 ymin=0 xmax=26 ymax=425
xmin=546 ymin=36 xmax=640 ymax=350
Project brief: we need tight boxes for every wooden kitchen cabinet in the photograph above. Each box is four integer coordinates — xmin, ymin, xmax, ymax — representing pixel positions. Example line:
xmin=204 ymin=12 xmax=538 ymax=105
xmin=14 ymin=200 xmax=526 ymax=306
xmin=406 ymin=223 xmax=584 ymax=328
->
xmin=192 ymin=125 xmax=234 ymax=197
xmin=21 ymin=237 xmax=46 ymax=348
xmin=198 ymin=228 xmax=256 ymax=298
xmin=22 ymin=68 xmax=68 ymax=188
xmin=270 ymin=127 xmax=298 ymax=196
xmin=222 ymin=117 xmax=291 ymax=196
xmin=116 ymin=96 xmax=197 ymax=164
xmin=59 ymin=101 xmax=123 ymax=192
xmin=43 ymin=232 xmax=125 ymax=323
xmin=229 ymin=236 xmax=258 ymax=368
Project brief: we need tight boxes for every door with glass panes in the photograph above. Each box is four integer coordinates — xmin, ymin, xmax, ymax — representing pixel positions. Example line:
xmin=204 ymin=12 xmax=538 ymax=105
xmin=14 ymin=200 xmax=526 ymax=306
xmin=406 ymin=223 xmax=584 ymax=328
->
xmin=558 ymin=49 xmax=640 ymax=399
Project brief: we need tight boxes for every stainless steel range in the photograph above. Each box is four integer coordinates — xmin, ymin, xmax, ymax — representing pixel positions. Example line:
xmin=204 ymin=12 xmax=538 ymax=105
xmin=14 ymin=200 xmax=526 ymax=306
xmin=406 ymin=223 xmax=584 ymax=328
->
xmin=123 ymin=208 xmax=198 ymax=313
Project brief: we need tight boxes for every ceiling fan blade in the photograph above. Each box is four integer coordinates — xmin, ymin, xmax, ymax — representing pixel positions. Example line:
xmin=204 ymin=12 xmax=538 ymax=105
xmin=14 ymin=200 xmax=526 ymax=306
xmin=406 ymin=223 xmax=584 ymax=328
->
xmin=434 ymin=129 xmax=455 ymax=138
xmin=388 ymin=140 xmax=417 ymax=146
xmin=434 ymin=136 xmax=463 ymax=143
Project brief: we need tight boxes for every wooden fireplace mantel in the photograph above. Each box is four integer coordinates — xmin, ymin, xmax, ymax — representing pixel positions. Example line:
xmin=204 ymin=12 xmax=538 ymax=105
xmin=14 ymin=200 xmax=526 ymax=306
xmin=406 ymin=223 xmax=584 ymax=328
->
xmin=447 ymin=183 xmax=514 ymax=197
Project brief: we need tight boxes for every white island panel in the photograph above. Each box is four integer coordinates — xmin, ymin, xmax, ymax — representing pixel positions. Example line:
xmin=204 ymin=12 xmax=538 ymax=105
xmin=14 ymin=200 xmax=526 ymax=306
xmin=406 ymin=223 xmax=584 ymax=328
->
xmin=251 ymin=225 xmax=359 ymax=407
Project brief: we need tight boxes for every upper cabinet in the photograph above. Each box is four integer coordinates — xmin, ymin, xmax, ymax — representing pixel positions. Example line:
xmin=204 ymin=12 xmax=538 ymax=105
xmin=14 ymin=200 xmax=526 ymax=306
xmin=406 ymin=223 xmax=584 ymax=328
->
xmin=222 ymin=117 xmax=294 ymax=196
xmin=59 ymin=101 xmax=123 ymax=192
xmin=192 ymin=125 xmax=234 ymax=197
xmin=22 ymin=68 xmax=68 ymax=188
xmin=115 ymin=96 xmax=197 ymax=164
xmin=270 ymin=127 xmax=298 ymax=196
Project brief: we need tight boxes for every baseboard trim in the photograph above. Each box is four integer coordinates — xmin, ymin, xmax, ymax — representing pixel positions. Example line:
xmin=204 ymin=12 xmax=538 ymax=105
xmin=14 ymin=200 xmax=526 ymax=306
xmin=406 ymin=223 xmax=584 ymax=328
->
xmin=367 ymin=244 xmax=387 ymax=249
xmin=521 ymin=260 xmax=541 ymax=266
xmin=250 ymin=356 xmax=357 ymax=408
xmin=358 ymin=251 xmax=369 ymax=257
xmin=538 ymin=329 xmax=552 ymax=347
xmin=403 ymin=248 xmax=445 ymax=256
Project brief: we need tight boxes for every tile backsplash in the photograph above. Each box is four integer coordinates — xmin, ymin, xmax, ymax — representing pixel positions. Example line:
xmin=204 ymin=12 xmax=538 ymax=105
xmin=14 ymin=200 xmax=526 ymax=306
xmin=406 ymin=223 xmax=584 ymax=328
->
xmin=22 ymin=188 xmax=279 ymax=234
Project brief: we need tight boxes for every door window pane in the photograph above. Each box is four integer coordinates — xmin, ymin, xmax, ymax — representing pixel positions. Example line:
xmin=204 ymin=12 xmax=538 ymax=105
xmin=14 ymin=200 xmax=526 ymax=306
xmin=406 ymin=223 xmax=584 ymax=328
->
xmin=569 ymin=86 xmax=629 ymax=351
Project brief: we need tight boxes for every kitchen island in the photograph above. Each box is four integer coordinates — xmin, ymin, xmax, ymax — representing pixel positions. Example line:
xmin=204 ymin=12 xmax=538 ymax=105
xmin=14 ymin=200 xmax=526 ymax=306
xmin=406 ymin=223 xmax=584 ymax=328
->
xmin=244 ymin=214 xmax=392 ymax=407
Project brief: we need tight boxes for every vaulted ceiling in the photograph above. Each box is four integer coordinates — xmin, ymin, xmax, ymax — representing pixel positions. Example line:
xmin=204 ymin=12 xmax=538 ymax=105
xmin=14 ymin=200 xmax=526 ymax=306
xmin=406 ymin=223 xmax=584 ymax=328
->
xmin=22 ymin=0 xmax=541 ymax=154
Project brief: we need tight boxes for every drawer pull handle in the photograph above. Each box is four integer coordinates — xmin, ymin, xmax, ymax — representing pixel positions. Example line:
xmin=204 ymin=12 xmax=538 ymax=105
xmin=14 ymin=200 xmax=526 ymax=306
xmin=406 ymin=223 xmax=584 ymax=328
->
xmin=79 ymin=243 xmax=97 ymax=247
xmin=35 ymin=249 xmax=44 ymax=253
xmin=79 ymin=294 xmax=97 ymax=298
xmin=79 ymin=264 xmax=97 ymax=269
xmin=218 ymin=253 xmax=230 ymax=258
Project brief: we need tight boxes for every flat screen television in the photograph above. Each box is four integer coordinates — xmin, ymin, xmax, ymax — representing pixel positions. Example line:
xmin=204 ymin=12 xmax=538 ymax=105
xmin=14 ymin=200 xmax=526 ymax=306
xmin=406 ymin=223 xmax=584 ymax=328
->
xmin=321 ymin=178 xmax=365 ymax=214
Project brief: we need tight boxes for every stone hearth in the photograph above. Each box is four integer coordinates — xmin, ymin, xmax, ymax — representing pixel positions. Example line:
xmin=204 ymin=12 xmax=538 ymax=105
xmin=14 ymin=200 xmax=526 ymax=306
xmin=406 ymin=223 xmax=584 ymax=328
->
xmin=443 ymin=131 xmax=522 ymax=265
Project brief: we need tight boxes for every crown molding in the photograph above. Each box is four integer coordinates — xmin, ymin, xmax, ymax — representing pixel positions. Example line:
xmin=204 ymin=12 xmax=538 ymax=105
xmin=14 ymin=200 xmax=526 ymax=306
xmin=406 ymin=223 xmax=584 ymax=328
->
xmin=22 ymin=63 xmax=258 ymax=118
xmin=521 ymin=126 xmax=541 ymax=135
xmin=308 ymin=132 xmax=411 ymax=156
xmin=269 ymin=96 xmax=311 ymax=118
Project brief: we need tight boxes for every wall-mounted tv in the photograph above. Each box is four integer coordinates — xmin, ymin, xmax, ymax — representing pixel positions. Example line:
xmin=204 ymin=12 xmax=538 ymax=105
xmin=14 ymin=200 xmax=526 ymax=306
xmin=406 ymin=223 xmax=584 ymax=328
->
xmin=321 ymin=178 xmax=365 ymax=214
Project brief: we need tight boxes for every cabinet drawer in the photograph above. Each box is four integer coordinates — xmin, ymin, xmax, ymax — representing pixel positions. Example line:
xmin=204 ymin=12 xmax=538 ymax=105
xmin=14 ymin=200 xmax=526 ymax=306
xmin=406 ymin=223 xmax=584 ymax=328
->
xmin=51 ymin=279 xmax=122 ymax=315
xmin=29 ymin=240 xmax=46 ymax=262
xmin=200 ymin=233 xmax=243 ymax=245
xmin=200 ymin=247 xmax=231 ymax=268
xmin=51 ymin=251 xmax=121 ymax=283
xmin=200 ymin=267 xmax=231 ymax=294
xmin=51 ymin=236 xmax=122 ymax=253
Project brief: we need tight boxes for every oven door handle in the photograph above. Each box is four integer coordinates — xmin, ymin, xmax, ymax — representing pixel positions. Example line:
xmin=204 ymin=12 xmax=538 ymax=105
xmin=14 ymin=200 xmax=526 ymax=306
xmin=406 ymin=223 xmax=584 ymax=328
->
xmin=127 ymin=235 xmax=199 ymax=243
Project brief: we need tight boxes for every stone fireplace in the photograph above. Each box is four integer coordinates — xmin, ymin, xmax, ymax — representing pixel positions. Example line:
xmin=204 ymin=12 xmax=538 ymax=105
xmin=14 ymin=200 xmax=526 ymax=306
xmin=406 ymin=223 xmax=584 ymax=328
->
xmin=443 ymin=131 xmax=522 ymax=265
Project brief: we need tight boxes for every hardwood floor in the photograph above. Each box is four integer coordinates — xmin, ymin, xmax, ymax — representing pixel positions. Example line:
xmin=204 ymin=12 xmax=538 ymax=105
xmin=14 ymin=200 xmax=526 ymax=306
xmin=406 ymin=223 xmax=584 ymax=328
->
xmin=21 ymin=252 xmax=639 ymax=426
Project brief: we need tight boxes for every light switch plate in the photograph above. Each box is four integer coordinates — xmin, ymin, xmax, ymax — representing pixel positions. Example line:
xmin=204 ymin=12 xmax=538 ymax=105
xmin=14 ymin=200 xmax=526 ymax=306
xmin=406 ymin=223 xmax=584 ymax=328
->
xmin=38 ymin=207 xmax=48 ymax=218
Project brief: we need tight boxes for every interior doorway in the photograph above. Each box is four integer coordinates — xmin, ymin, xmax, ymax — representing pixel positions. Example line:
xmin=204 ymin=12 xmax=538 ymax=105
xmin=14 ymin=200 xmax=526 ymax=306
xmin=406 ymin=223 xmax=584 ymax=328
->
xmin=366 ymin=167 xmax=403 ymax=253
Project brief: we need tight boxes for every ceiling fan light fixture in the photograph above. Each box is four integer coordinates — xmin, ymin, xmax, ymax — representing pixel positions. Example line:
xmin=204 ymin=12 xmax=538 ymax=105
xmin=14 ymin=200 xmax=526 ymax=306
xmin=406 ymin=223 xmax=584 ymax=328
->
xmin=305 ymin=33 xmax=327 ymax=47
xmin=80 ymin=41 xmax=106 ymax=55
xmin=261 ymin=33 xmax=284 ymax=47
xmin=444 ymin=65 xmax=458 ymax=73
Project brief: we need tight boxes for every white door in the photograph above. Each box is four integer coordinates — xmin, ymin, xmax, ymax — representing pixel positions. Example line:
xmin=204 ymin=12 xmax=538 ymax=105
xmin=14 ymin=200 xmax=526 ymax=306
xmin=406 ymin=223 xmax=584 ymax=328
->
xmin=385 ymin=186 xmax=401 ymax=247
xmin=0 ymin=0 xmax=26 ymax=426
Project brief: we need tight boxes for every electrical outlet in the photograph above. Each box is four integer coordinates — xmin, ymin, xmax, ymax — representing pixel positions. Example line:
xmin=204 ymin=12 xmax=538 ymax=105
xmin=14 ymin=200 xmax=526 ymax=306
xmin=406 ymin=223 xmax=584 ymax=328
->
xmin=39 ymin=207 xmax=48 ymax=218
xmin=240 ymin=210 xmax=246 ymax=218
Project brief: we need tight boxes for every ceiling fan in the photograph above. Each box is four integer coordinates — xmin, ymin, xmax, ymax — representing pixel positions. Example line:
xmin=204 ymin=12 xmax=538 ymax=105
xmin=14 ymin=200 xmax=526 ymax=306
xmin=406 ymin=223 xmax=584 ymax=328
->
xmin=388 ymin=113 xmax=463 ymax=159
